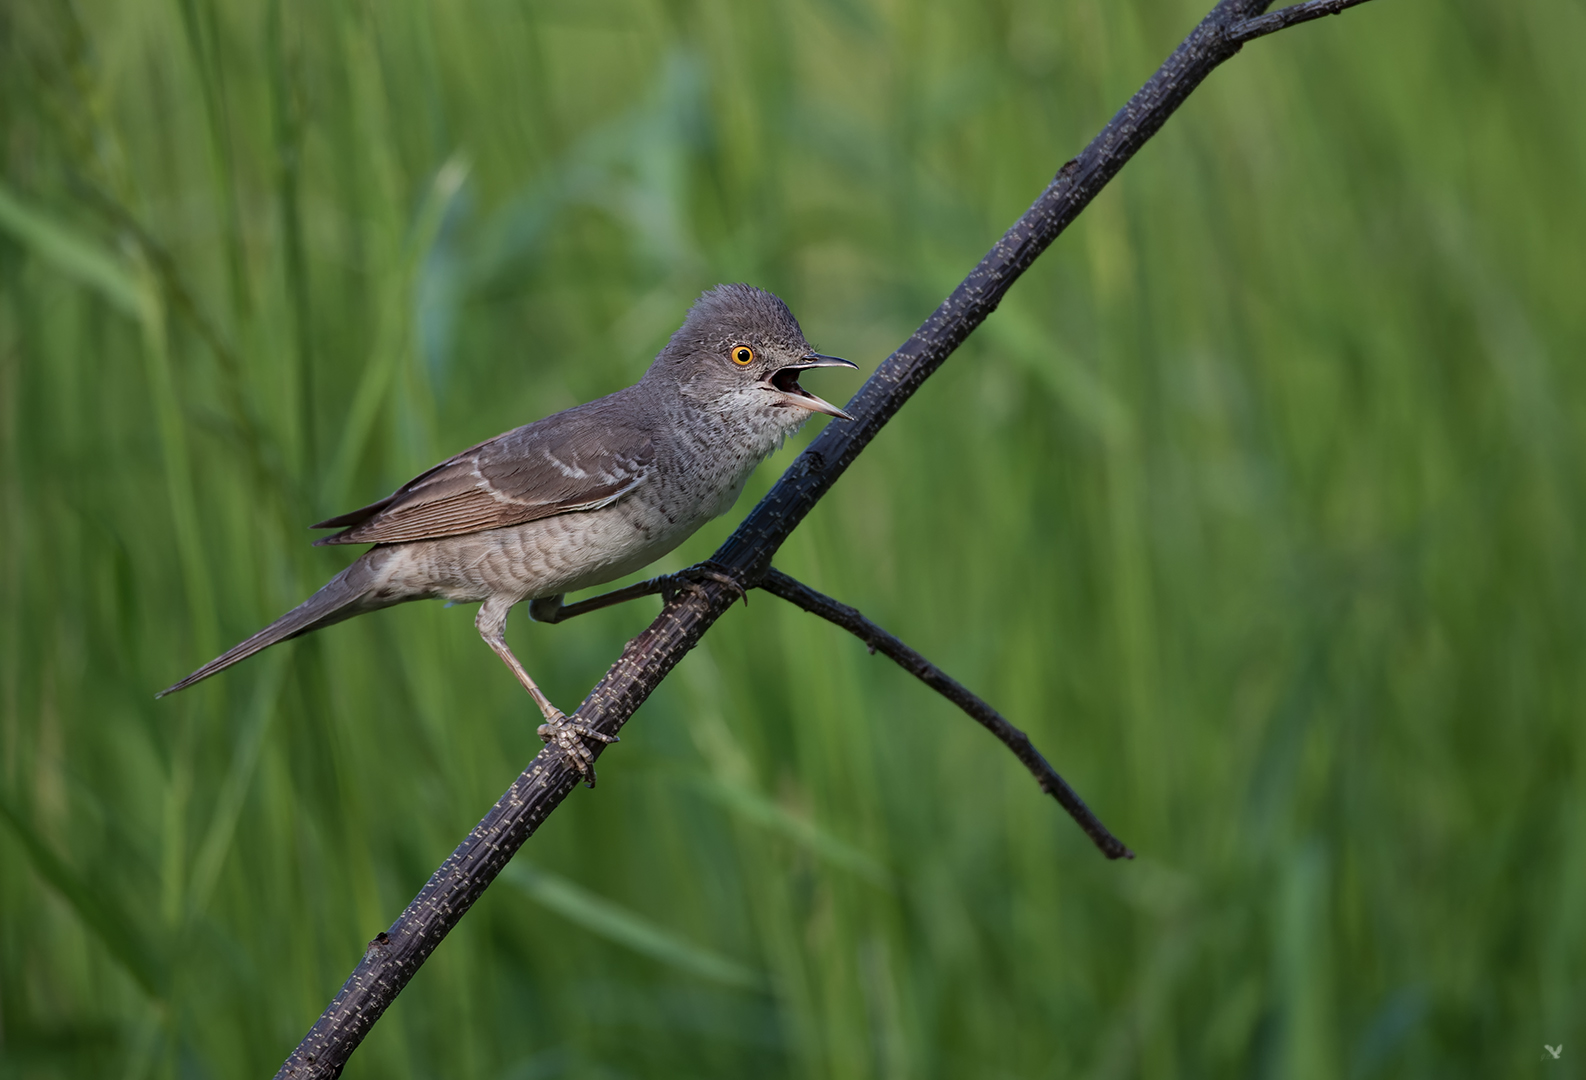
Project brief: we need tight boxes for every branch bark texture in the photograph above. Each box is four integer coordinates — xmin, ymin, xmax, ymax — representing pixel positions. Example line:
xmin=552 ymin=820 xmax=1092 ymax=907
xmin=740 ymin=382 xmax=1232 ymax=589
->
xmin=274 ymin=1 xmax=1374 ymax=1073
xmin=1228 ymin=0 xmax=1375 ymax=42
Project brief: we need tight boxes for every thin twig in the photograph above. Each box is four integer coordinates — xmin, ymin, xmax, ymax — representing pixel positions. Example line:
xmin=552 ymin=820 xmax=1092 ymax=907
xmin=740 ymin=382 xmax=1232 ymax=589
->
xmin=534 ymin=566 xmax=1128 ymax=856
xmin=1227 ymin=0 xmax=1374 ymax=42
xmin=759 ymin=569 xmax=1133 ymax=860
xmin=273 ymin=0 xmax=1378 ymax=1074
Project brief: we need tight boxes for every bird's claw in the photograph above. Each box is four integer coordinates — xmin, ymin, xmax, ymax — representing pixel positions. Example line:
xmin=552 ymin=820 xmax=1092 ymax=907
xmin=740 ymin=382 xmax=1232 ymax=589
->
xmin=537 ymin=710 xmax=619 ymax=787
xmin=664 ymin=562 xmax=749 ymax=608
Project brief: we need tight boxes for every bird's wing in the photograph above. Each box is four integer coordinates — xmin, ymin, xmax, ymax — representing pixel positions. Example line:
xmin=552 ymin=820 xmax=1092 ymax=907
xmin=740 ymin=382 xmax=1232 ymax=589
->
xmin=312 ymin=395 xmax=656 ymax=546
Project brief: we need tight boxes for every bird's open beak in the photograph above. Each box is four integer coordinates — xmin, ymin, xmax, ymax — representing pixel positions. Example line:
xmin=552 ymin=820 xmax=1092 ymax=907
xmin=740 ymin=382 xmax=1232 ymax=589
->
xmin=763 ymin=354 xmax=859 ymax=421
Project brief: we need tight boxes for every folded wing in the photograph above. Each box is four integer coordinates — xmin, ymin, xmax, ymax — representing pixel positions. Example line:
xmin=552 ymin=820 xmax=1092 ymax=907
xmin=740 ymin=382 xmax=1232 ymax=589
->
xmin=313 ymin=394 xmax=656 ymax=546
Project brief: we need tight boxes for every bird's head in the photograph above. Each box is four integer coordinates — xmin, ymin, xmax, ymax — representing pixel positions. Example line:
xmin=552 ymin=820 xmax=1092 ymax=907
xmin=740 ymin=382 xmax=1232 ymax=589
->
xmin=649 ymin=284 xmax=856 ymax=428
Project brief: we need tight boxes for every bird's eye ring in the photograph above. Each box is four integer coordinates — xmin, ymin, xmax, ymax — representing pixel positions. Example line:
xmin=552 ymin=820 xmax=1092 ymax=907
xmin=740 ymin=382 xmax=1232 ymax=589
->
xmin=731 ymin=345 xmax=754 ymax=366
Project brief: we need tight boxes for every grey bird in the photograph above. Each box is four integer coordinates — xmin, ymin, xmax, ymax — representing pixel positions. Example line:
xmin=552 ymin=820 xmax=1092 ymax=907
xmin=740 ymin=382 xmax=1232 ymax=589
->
xmin=159 ymin=284 xmax=854 ymax=776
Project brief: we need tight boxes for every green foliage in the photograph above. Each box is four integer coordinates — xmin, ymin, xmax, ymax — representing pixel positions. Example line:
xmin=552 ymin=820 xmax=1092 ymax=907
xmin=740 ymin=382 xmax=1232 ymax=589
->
xmin=2 ymin=0 xmax=1581 ymax=1076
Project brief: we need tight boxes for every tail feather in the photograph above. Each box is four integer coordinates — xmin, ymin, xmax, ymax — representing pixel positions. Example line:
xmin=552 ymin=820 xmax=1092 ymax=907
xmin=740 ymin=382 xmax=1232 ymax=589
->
xmin=157 ymin=556 xmax=386 ymax=698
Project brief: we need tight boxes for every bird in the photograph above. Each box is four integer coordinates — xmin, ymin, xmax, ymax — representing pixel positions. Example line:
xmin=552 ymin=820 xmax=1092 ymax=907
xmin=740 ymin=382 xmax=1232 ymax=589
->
xmin=159 ymin=283 xmax=855 ymax=779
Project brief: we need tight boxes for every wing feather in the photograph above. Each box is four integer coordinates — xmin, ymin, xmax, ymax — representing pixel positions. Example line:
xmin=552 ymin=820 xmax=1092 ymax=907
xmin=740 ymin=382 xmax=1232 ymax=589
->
xmin=313 ymin=391 xmax=656 ymax=546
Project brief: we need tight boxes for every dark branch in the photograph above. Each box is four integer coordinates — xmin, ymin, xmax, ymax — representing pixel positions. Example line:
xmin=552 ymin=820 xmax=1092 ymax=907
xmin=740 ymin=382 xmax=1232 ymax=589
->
xmin=274 ymin=0 xmax=1378 ymax=1074
xmin=758 ymin=569 xmax=1133 ymax=860
xmin=535 ymin=566 xmax=1130 ymax=857
xmin=1227 ymin=0 xmax=1375 ymax=42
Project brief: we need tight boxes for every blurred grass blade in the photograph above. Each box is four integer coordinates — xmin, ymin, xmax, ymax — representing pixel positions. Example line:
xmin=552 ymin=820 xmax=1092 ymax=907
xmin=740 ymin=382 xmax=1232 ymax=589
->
xmin=692 ymin=776 xmax=891 ymax=887
xmin=0 ymin=181 xmax=143 ymax=317
xmin=466 ymin=50 xmax=705 ymax=295
xmin=137 ymin=276 xmax=218 ymax=656
xmin=0 ymin=792 xmax=165 ymax=997
xmin=185 ymin=651 xmax=288 ymax=918
xmin=502 ymin=862 xmax=767 ymax=991
xmin=323 ymin=155 xmax=469 ymax=508
xmin=983 ymin=304 xmax=1134 ymax=445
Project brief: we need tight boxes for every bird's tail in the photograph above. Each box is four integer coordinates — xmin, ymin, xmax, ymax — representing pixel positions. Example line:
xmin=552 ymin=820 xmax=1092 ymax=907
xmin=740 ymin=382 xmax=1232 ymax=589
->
xmin=157 ymin=551 xmax=394 ymax=698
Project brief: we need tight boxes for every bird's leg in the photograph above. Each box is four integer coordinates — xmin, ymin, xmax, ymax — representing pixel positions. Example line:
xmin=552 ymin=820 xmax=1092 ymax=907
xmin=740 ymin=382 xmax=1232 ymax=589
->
xmin=527 ymin=577 xmax=668 ymax=624
xmin=527 ymin=562 xmax=748 ymax=627
xmin=526 ymin=594 xmax=570 ymax=623
xmin=475 ymin=598 xmax=616 ymax=785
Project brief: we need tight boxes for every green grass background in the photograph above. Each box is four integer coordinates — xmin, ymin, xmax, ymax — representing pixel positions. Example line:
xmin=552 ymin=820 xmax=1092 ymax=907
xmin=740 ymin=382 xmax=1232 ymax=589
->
xmin=2 ymin=0 xmax=1583 ymax=1076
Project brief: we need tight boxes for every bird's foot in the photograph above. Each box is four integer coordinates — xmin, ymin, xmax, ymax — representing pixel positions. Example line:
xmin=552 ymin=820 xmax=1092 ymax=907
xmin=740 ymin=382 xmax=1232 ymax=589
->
xmin=664 ymin=561 xmax=749 ymax=608
xmin=537 ymin=710 xmax=619 ymax=787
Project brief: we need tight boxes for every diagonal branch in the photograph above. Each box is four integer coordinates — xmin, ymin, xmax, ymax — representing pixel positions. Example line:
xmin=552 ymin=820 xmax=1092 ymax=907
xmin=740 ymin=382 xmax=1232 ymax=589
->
xmin=1227 ymin=0 xmax=1376 ymax=42
xmin=273 ymin=0 xmax=1378 ymax=1074
xmin=758 ymin=569 xmax=1133 ymax=861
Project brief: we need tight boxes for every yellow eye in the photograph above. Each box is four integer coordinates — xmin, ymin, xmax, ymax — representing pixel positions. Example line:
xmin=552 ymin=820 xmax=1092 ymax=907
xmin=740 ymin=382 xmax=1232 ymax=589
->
xmin=731 ymin=345 xmax=755 ymax=366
